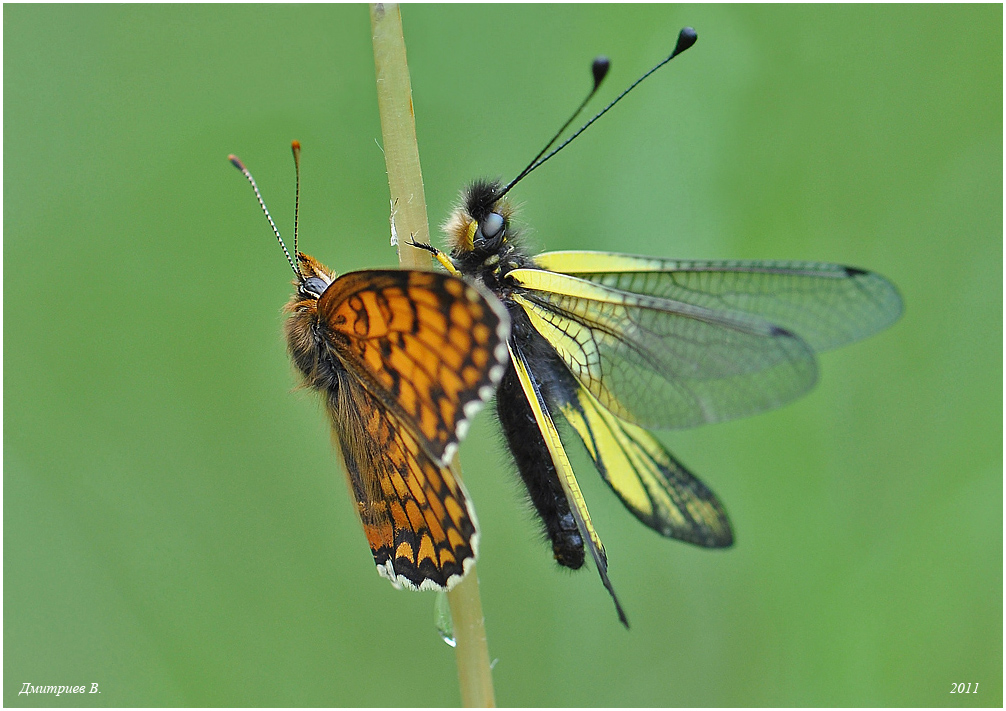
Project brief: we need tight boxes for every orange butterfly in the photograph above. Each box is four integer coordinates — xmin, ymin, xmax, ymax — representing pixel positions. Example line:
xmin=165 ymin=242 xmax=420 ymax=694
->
xmin=231 ymin=143 xmax=509 ymax=591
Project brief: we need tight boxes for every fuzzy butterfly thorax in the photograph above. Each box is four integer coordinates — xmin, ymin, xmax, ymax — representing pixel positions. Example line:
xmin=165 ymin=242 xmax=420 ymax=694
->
xmin=284 ymin=253 xmax=338 ymax=394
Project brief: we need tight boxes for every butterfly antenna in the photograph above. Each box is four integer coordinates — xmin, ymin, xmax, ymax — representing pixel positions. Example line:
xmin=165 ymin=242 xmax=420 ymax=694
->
xmin=229 ymin=152 xmax=302 ymax=279
xmin=291 ymin=141 xmax=302 ymax=264
xmin=495 ymin=26 xmax=697 ymax=201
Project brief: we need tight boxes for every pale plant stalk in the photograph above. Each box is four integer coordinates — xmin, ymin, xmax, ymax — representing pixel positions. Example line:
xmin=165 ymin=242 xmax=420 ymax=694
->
xmin=369 ymin=4 xmax=496 ymax=707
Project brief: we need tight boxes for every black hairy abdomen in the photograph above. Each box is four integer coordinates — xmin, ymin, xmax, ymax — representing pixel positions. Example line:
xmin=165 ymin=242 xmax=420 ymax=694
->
xmin=496 ymin=303 xmax=585 ymax=569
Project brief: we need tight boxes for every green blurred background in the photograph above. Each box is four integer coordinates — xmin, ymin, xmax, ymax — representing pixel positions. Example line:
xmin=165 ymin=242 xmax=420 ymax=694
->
xmin=4 ymin=4 xmax=1001 ymax=707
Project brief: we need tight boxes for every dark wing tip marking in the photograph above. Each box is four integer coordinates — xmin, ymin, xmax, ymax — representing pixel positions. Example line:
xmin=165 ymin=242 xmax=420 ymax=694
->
xmin=596 ymin=561 xmax=630 ymax=629
xmin=683 ymin=516 xmax=734 ymax=548
xmin=375 ymin=527 xmax=480 ymax=592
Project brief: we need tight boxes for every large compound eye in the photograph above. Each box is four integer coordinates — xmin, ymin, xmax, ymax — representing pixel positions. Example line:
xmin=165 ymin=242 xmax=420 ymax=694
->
xmin=300 ymin=276 xmax=328 ymax=299
xmin=473 ymin=211 xmax=505 ymax=249
xmin=481 ymin=212 xmax=505 ymax=240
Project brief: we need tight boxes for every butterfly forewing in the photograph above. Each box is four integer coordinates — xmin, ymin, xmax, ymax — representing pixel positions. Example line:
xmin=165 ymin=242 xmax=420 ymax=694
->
xmin=535 ymin=251 xmax=903 ymax=352
xmin=509 ymin=268 xmax=819 ymax=430
xmin=285 ymin=263 xmax=510 ymax=592
xmin=318 ymin=269 xmax=509 ymax=465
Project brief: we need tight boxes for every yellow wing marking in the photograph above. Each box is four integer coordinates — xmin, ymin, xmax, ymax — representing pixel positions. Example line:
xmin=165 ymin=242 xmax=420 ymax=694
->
xmin=532 ymin=251 xmax=903 ymax=353
xmin=534 ymin=250 xmax=667 ymax=273
xmin=508 ymin=269 xmax=817 ymax=430
xmin=510 ymin=268 xmax=776 ymax=327
xmin=561 ymin=385 xmax=732 ymax=547
xmin=508 ymin=342 xmax=629 ymax=627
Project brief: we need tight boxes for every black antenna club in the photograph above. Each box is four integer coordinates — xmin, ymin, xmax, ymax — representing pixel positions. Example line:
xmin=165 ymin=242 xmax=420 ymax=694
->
xmin=495 ymin=26 xmax=697 ymax=201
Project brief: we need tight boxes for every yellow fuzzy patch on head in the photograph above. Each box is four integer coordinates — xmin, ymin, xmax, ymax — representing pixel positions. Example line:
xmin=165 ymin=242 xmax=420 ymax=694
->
xmin=443 ymin=194 xmax=518 ymax=255
xmin=284 ymin=252 xmax=336 ymax=318
xmin=443 ymin=207 xmax=476 ymax=254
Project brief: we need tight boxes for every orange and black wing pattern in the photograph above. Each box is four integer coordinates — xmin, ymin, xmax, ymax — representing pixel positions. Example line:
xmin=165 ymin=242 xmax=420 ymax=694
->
xmin=317 ymin=269 xmax=509 ymax=465
xmin=292 ymin=266 xmax=509 ymax=590
xmin=330 ymin=377 xmax=481 ymax=590
xmin=233 ymin=148 xmax=510 ymax=592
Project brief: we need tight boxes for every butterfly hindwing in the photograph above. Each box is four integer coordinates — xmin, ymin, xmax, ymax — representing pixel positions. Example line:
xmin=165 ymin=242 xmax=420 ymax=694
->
xmin=329 ymin=376 xmax=479 ymax=591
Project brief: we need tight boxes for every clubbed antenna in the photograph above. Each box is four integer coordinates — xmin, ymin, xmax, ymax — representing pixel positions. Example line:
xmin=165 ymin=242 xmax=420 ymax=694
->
xmin=291 ymin=141 xmax=301 ymax=264
xmin=496 ymin=26 xmax=698 ymax=201
xmin=501 ymin=56 xmax=611 ymax=198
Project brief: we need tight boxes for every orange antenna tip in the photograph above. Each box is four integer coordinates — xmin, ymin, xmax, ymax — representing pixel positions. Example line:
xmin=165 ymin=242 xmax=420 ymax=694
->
xmin=229 ymin=154 xmax=246 ymax=171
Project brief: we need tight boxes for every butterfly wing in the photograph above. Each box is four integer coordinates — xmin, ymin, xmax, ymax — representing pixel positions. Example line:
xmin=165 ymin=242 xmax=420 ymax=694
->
xmin=534 ymin=251 xmax=903 ymax=352
xmin=508 ymin=267 xmax=818 ymax=430
xmin=317 ymin=269 xmax=509 ymax=465
xmin=314 ymin=269 xmax=509 ymax=589
xmin=330 ymin=376 xmax=479 ymax=591
xmin=561 ymin=383 xmax=732 ymax=547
